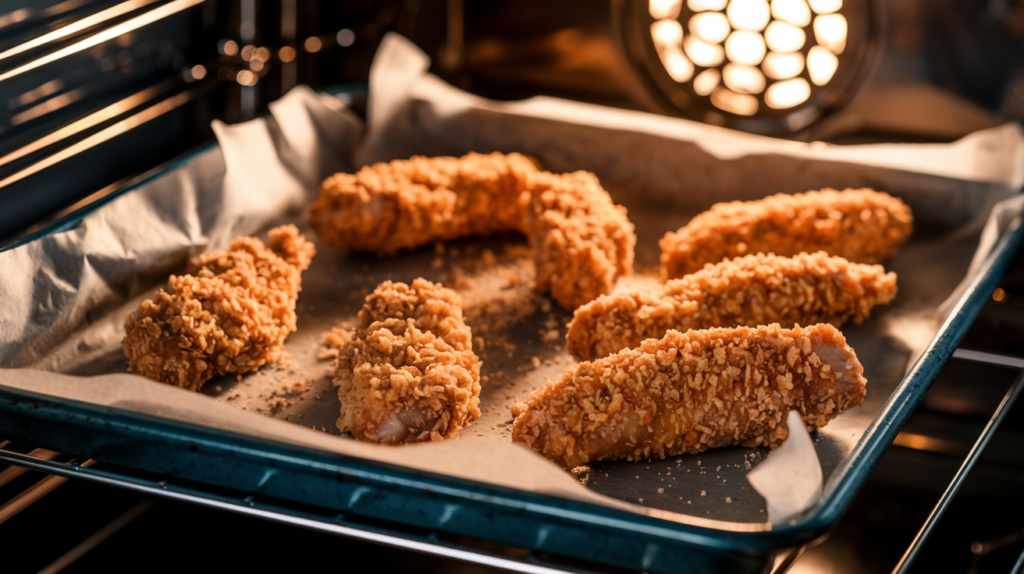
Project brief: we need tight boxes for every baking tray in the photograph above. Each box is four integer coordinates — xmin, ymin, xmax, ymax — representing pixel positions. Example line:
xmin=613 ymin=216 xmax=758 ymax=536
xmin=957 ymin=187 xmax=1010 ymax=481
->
xmin=2 ymin=91 xmax=1023 ymax=573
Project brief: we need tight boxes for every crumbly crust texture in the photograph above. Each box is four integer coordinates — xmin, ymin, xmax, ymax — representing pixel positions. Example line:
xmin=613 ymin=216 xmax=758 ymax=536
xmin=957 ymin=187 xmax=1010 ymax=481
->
xmin=308 ymin=152 xmax=635 ymax=310
xmin=512 ymin=323 xmax=866 ymax=468
xmin=660 ymin=188 xmax=913 ymax=279
xmin=335 ymin=279 xmax=482 ymax=444
xmin=123 ymin=225 xmax=316 ymax=391
xmin=567 ymin=252 xmax=897 ymax=361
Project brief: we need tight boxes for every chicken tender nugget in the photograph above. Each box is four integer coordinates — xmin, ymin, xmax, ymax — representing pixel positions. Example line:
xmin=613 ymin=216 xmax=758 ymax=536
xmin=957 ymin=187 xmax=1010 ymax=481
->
xmin=660 ymin=188 xmax=913 ymax=279
xmin=512 ymin=323 xmax=865 ymax=468
xmin=123 ymin=225 xmax=316 ymax=391
xmin=335 ymin=279 xmax=482 ymax=444
xmin=309 ymin=152 xmax=635 ymax=309
xmin=568 ymin=252 xmax=897 ymax=361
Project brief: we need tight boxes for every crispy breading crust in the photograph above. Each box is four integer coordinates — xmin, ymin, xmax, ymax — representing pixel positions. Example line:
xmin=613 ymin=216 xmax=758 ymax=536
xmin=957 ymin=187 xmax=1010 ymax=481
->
xmin=123 ymin=225 xmax=316 ymax=391
xmin=567 ymin=252 xmax=897 ymax=361
xmin=335 ymin=279 xmax=482 ymax=444
xmin=308 ymin=152 xmax=635 ymax=310
xmin=660 ymin=188 xmax=913 ymax=280
xmin=512 ymin=324 xmax=866 ymax=468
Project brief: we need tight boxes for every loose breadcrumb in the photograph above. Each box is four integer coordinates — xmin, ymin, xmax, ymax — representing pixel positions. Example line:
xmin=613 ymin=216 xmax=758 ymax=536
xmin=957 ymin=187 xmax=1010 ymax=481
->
xmin=317 ymin=326 xmax=352 ymax=361
xmin=511 ymin=323 xmax=866 ymax=468
xmin=660 ymin=188 xmax=913 ymax=279
xmin=334 ymin=279 xmax=482 ymax=444
xmin=123 ymin=225 xmax=315 ymax=391
xmin=567 ymin=252 xmax=897 ymax=361
xmin=308 ymin=152 xmax=636 ymax=309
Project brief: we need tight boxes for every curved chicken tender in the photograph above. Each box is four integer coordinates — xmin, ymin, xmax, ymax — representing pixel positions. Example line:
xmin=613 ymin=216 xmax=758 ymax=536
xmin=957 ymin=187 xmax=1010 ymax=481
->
xmin=308 ymin=152 xmax=635 ymax=310
xmin=512 ymin=323 xmax=866 ymax=468
xmin=660 ymin=188 xmax=913 ymax=280
xmin=568 ymin=252 xmax=897 ymax=361
xmin=335 ymin=279 xmax=482 ymax=444
xmin=123 ymin=225 xmax=316 ymax=391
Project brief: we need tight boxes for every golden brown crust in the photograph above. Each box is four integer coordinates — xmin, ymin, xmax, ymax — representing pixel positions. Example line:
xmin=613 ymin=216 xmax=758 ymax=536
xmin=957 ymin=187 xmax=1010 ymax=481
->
xmin=335 ymin=279 xmax=482 ymax=444
xmin=122 ymin=225 xmax=316 ymax=391
xmin=512 ymin=324 xmax=866 ymax=468
xmin=660 ymin=188 xmax=913 ymax=280
xmin=308 ymin=152 xmax=636 ymax=310
xmin=567 ymin=252 xmax=897 ymax=361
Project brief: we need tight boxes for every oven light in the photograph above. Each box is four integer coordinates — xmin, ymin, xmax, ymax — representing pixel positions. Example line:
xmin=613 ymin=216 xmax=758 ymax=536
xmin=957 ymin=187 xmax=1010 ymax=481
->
xmin=693 ymin=68 xmax=721 ymax=95
xmin=625 ymin=0 xmax=876 ymax=133
xmin=689 ymin=11 xmax=730 ymax=43
xmin=771 ymin=0 xmax=811 ymax=27
xmin=808 ymin=0 xmax=842 ymax=14
xmin=813 ymin=13 xmax=848 ymax=54
xmin=649 ymin=0 xmax=683 ymax=19
xmin=765 ymin=77 xmax=811 ymax=108
xmin=806 ymin=45 xmax=838 ymax=85
xmin=762 ymin=51 xmax=805 ymax=79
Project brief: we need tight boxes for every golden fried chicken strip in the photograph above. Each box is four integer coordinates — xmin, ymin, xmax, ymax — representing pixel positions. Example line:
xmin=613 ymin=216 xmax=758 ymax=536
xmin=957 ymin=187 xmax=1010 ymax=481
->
xmin=512 ymin=324 xmax=866 ymax=468
xmin=660 ymin=188 xmax=913 ymax=280
xmin=335 ymin=279 xmax=482 ymax=444
xmin=567 ymin=252 xmax=897 ymax=361
xmin=123 ymin=225 xmax=316 ymax=391
xmin=308 ymin=152 xmax=635 ymax=310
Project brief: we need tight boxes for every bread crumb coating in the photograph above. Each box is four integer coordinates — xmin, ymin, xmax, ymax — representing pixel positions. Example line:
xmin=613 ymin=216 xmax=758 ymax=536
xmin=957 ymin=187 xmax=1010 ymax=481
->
xmin=568 ymin=252 xmax=897 ymax=361
xmin=660 ymin=188 xmax=913 ymax=280
xmin=512 ymin=323 xmax=866 ymax=468
xmin=123 ymin=225 xmax=315 ymax=391
xmin=335 ymin=279 xmax=482 ymax=444
xmin=309 ymin=152 xmax=635 ymax=309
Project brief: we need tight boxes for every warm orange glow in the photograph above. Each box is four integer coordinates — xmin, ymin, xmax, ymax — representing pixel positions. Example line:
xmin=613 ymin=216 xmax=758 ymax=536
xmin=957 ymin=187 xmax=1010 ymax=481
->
xmin=814 ymin=13 xmax=847 ymax=53
xmin=723 ymin=63 xmax=766 ymax=94
xmin=762 ymin=51 xmax=804 ymax=79
xmin=711 ymin=87 xmax=759 ymax=115
xmin=651 ymin=19 xmax=684 ymax=48
xmin=189 ymin=64 xmax=206 ymax=80
xmin=726 ymin=0 xmax=771 ymax=31
xmin=771 ymin=0 xmax=811 ymax=26
xmin=236 ymin=69 xmax=256 ymax=86
xmin=764 ymin=21 xmax=805 ymax=53
xmin=687 ymin=0 xmax=727 ymax=10
xmin=993 ymin=287 xmax=1006 ymax=302
xmin=685 ymin=35 xmax=725 ymax=67
xmin=724 ymin=30 xmax=766 ymax=65
xmin=765 ymin=77 xmax=810 ymax=108
xmin=304 ymin=36 xmax=323 ymax=52
xmin=220 ymin=39 xmax=239 ymax=56
xmin=808 ymin=0 xmax=842 ymax=14
xmin=693 ymin=68 xmax=720 ymax=95
xmin=807 ymin=45 xmax=838 ymax=85
xmin=649 ymin=0 xmax=682 ymax=20
xmin=240 ymin=44 xmax=255 ymax=61
xmin=279 ymin=46 xmax=296 ymax=62
xmin=689 ymin=11 xmax=730 ymax=44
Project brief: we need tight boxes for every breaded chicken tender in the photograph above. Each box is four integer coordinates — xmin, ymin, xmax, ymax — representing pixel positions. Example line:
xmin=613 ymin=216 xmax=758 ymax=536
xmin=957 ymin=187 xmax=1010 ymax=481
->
xmin=335 ymin=279 xmax=482 ymax=444
xmin=308 ymin=152 xmax=635 ymax=310
xmin=567 ymin=252 xmax=897 ymax=361
xmin=123 ymin=225 xmax=316 ymax=391
xmin=512 ymin=324 xmax=866 ymax=468
xmin=660 ymin=188 xmax=913 ymax=280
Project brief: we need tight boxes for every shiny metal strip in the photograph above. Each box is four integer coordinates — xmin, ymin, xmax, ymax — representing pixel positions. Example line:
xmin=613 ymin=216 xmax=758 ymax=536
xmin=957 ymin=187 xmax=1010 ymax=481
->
xmin=0 ymin=459 xmax=95 ymax=525
xmin=0 ymin=449 xmax=589 ymax=574
xmin=893 ymin=367 xmax=1024 ymax=574
xmin=952 ymin=348 xmax=1024 ymax=369
xmin=0 ymin=448 xmax=60 ymax=488
xmin=0 ymin=0 xmax=162 ymax=64
xmin=0 ymin=0 xmax=205 ymax=85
